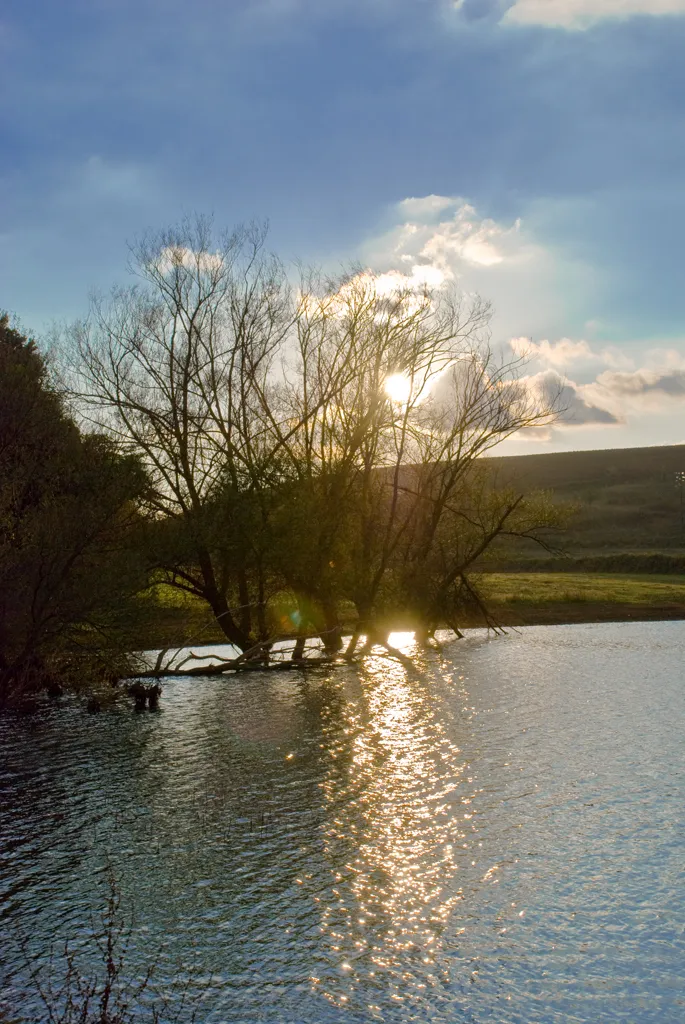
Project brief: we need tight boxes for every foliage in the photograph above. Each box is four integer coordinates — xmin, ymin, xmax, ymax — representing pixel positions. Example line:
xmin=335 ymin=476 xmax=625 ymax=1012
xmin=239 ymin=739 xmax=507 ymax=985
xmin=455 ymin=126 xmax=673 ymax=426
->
xmin=0 ymin=315 xmax=149 ymax=706
xmin=70 ymin=218 xmax=564 ymax=658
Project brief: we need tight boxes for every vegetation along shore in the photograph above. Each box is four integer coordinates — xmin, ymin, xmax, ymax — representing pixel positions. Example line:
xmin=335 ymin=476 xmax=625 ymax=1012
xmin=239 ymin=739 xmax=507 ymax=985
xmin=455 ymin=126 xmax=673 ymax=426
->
xmin=3 ymin=218 xmax=685 ymax=709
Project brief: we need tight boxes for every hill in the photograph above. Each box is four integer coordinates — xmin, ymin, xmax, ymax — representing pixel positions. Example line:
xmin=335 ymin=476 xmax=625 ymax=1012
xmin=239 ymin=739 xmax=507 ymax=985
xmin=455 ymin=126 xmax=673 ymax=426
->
xmin=484 ymin=444 xmax=685 ymax=570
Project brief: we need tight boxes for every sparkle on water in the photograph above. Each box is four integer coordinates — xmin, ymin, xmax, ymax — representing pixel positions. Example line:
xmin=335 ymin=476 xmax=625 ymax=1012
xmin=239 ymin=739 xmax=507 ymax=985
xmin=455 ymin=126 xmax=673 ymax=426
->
xmin=1 ymin=622 xmax=684 ymax=1023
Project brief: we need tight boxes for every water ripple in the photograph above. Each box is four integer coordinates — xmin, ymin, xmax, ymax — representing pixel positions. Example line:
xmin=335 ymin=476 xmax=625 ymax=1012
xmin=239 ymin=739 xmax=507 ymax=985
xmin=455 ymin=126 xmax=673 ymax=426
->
xmin=1 ymin=622 xmax=684 ymax=1022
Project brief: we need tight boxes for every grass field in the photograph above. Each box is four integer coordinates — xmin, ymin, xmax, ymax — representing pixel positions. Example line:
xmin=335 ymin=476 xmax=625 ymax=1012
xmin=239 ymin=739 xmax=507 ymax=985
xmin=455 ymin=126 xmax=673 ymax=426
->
xmin=480 ymin=572 xmax=685 ymax=605
xmin=140 ymin=573 xmax=685 ymax=649
xmin=478 ymin=573 xmax=685 ymax=626
xmin=486 ymin=443 xmax=685 ymax=555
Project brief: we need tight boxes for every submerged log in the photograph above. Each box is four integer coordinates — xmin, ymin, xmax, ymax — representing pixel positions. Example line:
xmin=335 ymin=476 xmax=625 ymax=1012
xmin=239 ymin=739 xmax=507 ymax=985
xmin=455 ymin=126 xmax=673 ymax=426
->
xmin=123 ymin=655 xmax=337 ymax=681
xmin=121 ymin=626 xmax=471 ymax=683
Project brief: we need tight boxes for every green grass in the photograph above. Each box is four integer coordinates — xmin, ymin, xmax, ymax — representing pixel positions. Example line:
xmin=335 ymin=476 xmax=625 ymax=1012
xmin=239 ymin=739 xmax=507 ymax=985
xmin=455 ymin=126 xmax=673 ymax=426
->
xmin=481 ymin=572 xmax=685 ymax=605
xmin=140 ymin=573 xmax=685 ymax=648
xmin=477 ymin=573 xmax=685 ymax=627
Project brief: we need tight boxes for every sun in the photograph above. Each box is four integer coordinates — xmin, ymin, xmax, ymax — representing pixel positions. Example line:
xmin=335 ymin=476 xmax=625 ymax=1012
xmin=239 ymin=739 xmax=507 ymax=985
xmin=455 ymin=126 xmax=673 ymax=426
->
xmin=384 ymin=373 xmax=412 ymax=404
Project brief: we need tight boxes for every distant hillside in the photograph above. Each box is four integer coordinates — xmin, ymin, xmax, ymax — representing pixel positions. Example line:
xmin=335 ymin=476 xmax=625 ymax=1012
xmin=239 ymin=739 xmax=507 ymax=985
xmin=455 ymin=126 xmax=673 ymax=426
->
xmin=484 ymin=444 xmax=685 ymax=568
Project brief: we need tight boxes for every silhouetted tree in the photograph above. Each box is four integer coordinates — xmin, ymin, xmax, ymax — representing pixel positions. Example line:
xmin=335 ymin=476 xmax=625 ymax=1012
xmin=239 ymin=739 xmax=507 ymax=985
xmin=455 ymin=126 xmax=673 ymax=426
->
xmin=0 ymin=315 xmax=148 ymax=706
xmin=68 ymin=219 xmax=565 ymax=669
xmin=72 ymin=220 xmax=297 ymax=651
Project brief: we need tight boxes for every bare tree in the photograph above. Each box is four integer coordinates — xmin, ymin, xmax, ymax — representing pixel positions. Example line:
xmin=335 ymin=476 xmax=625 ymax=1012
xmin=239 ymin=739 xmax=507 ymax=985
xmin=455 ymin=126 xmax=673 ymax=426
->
xmin=267 ymin=270 xmax=559 ymax=654
xmin=369 ymin=346 xmax=563 ymax=642
xmin=71 ymin=218 xmax=294 ymax=651
xmin=68 ymin=221 xmax=562 ymax=667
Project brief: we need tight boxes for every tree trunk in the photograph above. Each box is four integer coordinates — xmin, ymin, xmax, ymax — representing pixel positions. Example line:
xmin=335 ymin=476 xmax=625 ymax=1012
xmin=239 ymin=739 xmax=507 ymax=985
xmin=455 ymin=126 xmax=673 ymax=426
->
xmin=256 ymin=565 xmax=268 ymax=640
xmin=321 ymin=597 xmax=342 ymax=655
xmin=292 ymin=636 xmax=306 ymax=660
xmin=237 ymin=569 xmax=252 ymax=639
xmin=415 ymin=626 xmax=432 ymax=648
xmin=197 ymin=549 xmax=250 ymax=650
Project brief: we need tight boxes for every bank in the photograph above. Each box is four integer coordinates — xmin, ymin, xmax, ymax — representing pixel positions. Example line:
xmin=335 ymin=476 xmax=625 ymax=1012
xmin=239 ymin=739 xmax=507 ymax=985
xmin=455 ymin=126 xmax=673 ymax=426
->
xmin=138 ymin=573 xmax=685 ymax=651
xmin=475 ymin=572 xmax=685 ymax=627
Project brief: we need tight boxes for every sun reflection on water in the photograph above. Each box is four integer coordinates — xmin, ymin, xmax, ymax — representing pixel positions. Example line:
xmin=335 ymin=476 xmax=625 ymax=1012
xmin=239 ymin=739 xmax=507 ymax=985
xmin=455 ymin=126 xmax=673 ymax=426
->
xmin=315 ymin=646 xmax=469 ymax=1013
xmin=386 ymin=631 xmax=416 ymax=652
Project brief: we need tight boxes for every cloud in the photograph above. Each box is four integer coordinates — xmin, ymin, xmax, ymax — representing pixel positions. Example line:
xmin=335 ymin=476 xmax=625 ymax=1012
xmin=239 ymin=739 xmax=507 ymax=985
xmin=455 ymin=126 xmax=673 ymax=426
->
xmin=503 ymin=0 xmax=685 ymax=29
xmin=366 ymin=196 xmax=527 ymax=281
xmin=361 ymin=195 xmax=685 ymax=450
xmin=367 ymin=264 xmax=449 ymax=294
xmin=593 ymin=367 xmax=685 ymax=398
xmin=570 ymin=354 xmax=685 ymax=426
xmin=361 ymin=194 xmax=598 ymax=347
xmin=525 ymin=369 xmax=620 ymax=425
xmin=509 ymin=336 xmax=633 ymax=371
xmin=509 ymin=347 xmax=685 ymax=444
xmin=642 ymin=347 xmax=685 ymax=371
xmin=155 ymin=246 xmax=224 ymax=275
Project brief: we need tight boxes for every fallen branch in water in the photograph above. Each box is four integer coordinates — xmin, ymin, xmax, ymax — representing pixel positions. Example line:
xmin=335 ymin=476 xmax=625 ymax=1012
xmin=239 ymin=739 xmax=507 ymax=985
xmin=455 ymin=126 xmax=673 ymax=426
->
xmin=122 ymin=633 xmax=339 ymax=680
xmin=121 ymin=630 xmax=425 ymax=681
xmin=122 ymin=656 xmax=338 ymax=681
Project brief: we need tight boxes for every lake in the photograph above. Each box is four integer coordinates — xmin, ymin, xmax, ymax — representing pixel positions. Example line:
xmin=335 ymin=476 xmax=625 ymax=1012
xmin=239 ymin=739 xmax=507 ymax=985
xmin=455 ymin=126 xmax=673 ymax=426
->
xmin=1 ymin=622 xmax=684 ymax=1023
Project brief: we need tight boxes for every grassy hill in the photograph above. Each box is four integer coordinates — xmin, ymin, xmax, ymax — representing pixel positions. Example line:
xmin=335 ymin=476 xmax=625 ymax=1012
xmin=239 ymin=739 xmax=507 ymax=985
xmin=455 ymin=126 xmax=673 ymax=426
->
xmin=485 ymin=443 xmax=685 ymax=569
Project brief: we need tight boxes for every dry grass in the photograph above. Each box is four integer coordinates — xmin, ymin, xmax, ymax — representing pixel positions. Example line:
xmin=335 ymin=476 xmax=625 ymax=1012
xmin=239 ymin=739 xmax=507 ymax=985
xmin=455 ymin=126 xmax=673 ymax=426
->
xmin=480 ymin=572 xmax=685 ymax=606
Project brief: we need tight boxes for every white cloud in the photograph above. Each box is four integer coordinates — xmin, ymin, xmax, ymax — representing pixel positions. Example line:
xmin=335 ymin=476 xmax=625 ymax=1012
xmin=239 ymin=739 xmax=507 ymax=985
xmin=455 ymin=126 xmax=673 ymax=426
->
xmin=504 ymin=0 xmax=685 ymax=30
xmin=363 ymin=195 xmax=534 ymax=290
xmin=155 ymin=246 xmax=224 ymax=275
xmin=372 ymin=264 xmax=448 ymax=294
xmin=352 ymin=196 xmax=532 ymax=311
xmin=359 ymin=195 xmax=685 ymax=448
xmin=510 ymin=336 xmax=634 ymax=370
xmin=511 ymin=348 xmax=685 ymax=438
xmin=399 ymin=195 xmax=456 ymax=218
xmin=643 ymin=347 xmax=685 ymax=371
xmin=589 ymin=367 xmax=685 ymax=402
xmin=396 ymin=197 xmax=522 ymax=272
xmin=361 ymin=193 xmax=599 ymax=348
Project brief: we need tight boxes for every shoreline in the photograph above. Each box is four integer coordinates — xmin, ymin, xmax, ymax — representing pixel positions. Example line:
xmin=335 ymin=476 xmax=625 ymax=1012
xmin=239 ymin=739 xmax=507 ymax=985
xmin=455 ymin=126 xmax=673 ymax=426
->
xmin=480 ymin=602 xmax=685 ymax=629
xmin=140 ymin=572 xmax=685 ymax=650
xmin=142 ymin=601 xmax=685 ymax=653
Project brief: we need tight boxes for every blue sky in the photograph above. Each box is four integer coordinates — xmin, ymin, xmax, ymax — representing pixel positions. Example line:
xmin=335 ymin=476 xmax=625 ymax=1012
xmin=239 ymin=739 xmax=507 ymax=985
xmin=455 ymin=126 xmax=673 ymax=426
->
xmin=3 ymin=0 xmax=685 ymax=452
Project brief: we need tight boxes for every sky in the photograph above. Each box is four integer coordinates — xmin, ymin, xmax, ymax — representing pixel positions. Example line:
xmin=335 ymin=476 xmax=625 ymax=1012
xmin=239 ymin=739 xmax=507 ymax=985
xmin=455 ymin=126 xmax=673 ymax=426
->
xmin=2 ymin=0 xmax=685 ymax=454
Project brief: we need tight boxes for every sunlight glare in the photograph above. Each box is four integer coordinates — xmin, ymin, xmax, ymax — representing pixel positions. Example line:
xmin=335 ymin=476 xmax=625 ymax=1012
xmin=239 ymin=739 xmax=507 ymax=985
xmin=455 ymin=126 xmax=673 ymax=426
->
xmin=387 ymin=631 xmax=416 ymax=653
xmin=385 ymin=374 xmax=412 ymax=404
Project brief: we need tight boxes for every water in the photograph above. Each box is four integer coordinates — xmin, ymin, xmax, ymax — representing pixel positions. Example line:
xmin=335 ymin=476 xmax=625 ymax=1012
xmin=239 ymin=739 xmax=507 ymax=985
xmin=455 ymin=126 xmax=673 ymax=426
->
xmin=1 ymin=622 xmax=684 ymax=1023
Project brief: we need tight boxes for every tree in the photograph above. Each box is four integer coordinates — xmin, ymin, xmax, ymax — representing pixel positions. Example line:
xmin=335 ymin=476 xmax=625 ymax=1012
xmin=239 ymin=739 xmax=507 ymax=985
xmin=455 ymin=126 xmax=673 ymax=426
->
xmin=267 ymin=271 xmax=561 ymax=651
xmin=0 ymin=315 xmax=148 ymax=706
xmin=72 ymin=219 xmax=298 ymax=652
xmin=69 ymin=219 xmax=563 ymax=672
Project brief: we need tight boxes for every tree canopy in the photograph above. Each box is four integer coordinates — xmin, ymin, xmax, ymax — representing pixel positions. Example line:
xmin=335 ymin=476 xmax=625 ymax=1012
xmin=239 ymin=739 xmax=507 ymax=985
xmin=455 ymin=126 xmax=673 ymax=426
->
xmin=0 ymin=315 xmax=148 ymax=706
xmin=69 ymin=219 xmax=564 ymax=667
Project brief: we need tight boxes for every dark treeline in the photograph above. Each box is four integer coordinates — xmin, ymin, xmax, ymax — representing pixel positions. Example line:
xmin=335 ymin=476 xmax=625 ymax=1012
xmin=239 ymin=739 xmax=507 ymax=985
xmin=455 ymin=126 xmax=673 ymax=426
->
xmin=0 ymin=315 xmax=150 ymax=706
xmin=1 ymin=218 xmax=567 ymax=705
